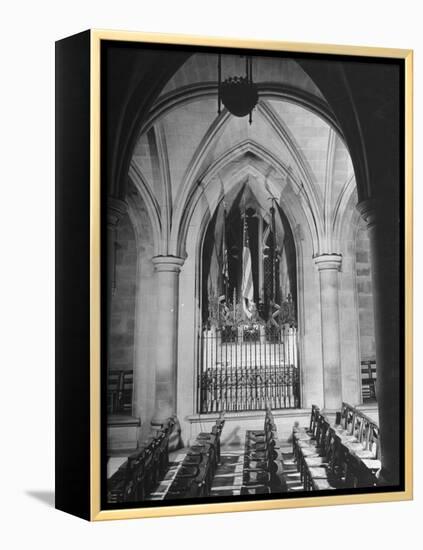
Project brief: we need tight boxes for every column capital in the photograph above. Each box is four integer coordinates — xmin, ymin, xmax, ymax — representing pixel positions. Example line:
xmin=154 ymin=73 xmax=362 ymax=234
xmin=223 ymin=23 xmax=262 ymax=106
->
xmin=314 ymin=253 xmax=342 ymax=272
xmin=356 ymin=199 xmax=376 ymax=229
xmin=152 ymin=255 xmax=185 ymax=273
xmin=107 ymin=197 xmax=127 ymax=228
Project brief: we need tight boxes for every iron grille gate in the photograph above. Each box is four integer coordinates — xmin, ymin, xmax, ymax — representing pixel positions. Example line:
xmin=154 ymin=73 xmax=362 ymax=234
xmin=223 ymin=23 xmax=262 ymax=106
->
xmin=198 ymin=323 xmax=300 ymax=413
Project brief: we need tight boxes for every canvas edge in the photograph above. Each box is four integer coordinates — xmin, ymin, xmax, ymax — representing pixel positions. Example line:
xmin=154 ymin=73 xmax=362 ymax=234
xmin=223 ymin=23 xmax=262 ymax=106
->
xmin=88 ymin=30 xmax=413 ymax=522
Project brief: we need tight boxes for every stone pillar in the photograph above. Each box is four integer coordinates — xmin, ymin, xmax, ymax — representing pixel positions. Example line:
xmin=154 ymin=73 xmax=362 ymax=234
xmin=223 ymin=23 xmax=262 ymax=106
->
xmin=314 ymin=254 xmax=343 ymax=411
xmin=151 ymin=255 xmax=185 ymax=430
xmin=357 ymin=200 xmax=400 ymax=485
xmin=106 ymin=198 xmax=127 ymax=358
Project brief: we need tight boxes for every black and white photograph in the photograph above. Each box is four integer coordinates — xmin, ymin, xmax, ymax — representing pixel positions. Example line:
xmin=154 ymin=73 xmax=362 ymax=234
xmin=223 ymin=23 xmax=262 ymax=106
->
xmin=3 ymin=0 xmax=422 ymax=544
xmin=103 ymin=39 xmax=408 ymax=509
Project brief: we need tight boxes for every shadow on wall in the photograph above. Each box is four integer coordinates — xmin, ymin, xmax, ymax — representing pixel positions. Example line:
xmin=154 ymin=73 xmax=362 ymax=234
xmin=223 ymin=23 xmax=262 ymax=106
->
xmin=169 ymin=416 xmax=184 ymax=451
xmin=221 ymin=426 xmax=242 ymax=447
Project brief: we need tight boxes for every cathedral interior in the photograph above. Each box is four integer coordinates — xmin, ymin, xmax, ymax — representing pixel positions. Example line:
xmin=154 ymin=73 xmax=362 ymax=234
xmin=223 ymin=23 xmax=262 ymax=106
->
xmin=104 ymin=44 xmax=402 ymax=503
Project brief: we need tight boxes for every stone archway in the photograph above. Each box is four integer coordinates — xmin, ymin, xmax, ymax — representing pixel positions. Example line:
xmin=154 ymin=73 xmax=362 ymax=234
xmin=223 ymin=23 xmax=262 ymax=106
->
xmin=106 ymin=45 xmax=403 ymax=483
xmin=175 ymin=143 xmax=324 ymax=441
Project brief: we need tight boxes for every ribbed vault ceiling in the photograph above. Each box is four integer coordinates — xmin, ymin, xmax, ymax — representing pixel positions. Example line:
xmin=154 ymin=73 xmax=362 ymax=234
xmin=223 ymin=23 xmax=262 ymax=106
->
xmin=130 ymin=53 xmax=357 ymax=256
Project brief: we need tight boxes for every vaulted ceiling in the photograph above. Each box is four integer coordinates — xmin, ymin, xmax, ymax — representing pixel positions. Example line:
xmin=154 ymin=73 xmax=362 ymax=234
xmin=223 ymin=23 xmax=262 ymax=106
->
xmin=128 ymin=53 xmax=357 ymax=256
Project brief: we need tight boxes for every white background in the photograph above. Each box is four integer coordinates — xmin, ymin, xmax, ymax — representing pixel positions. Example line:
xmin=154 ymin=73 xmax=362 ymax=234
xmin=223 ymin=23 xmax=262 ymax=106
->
xmin=0 ymin=1 xmax=420 ymax=548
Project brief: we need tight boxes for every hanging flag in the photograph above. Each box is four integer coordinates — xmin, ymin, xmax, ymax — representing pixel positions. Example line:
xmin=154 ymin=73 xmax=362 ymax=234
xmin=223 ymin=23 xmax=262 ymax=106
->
xmin=213 ymin=200 xmax=229 ymax=296
xmin=222 ymin=217 xmax=229 ymax=285
xmin=279 ymin=242 xmax=291 ymax=300
xmin=242 ymin=216 xmax=254 ymax=319
xmin=208 ymin=247 xmax=219 ymax=298
xmin=222 ymin=245 xmax=229 ymax=282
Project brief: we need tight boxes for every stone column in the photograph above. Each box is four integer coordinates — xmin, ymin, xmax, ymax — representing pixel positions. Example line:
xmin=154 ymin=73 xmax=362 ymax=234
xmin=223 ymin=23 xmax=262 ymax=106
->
xmin=314 ymin=254 xmax=343 ymax=411
xmin=357 ymin=200 xmax=400 ymax=485
xmin=151 ymin=255 xmax=185 ymax=430
xmin=106 ymin=198 xmax=127 ymax=358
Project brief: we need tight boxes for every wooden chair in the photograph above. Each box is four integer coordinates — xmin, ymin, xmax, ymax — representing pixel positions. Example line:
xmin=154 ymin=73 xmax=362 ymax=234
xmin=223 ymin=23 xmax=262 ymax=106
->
xmin=186 ymin=440 xmax=217 ymax=474
xmin=196 ymin=417 xmax=225 ymax=463
xmin=107 ymin=445 xmax=153 ymax=503
xmin=243 ymin=409 xmax=283 ymax=491
xmin=335 ymin=405 xmax=381 ymax=485
xmin=293 ymin=408 xmax=324 ymax=467
xmin=168 ymin=419 xmax=223 ymax=500
xmin=302 ymin=425 xmax=341 ymax=491
xmin=127 ymin=446 xmax=154 ymax=502
xmin=107 ymin=415 xmax=176 ymax=503
xmin=167 ymin=450 xmax=214 ymax=499
xmin=343 ymin=423 xmax=381 ymax=487
xmin=247 ymin=408 xmax=276 ymax=441
xmin=297 ymin=416 xmax=330 ymax=484
xmin=292 ymin=405 xmax=320 ymax=447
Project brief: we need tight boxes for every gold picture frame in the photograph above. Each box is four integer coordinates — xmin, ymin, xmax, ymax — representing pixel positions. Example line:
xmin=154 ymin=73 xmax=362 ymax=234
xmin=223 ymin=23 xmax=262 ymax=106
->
xmin=55 ymin=29 xmax=413 ymax=521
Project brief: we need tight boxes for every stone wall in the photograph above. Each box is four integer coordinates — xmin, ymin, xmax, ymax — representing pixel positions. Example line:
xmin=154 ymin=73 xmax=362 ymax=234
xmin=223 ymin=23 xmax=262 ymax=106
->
xmin=355 ymin=220 xmax=375 ymax=362
xmin=109 ymin=213 xmax=137 ymax=374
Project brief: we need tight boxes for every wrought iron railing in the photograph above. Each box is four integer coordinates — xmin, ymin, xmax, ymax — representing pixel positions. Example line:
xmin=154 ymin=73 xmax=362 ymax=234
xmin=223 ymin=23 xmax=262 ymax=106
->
xmin=198 ymin=324 xmax=300 ymax=413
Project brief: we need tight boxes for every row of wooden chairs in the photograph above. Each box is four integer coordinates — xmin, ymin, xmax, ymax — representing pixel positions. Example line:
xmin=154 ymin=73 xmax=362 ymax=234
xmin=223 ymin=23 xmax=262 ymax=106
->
xmin=335 ymin=402 xmax=381 ymax=486
xmin=107 ymin=417 xmax=175 ymax=503
xmin=165 ymin=416 xmax=226 ymax=500
xmin=242 ymin=408 xmax=284 ymax=494
xmin=293 ymin=405 xmax=381 ymax=491
xmin=293 ymin=407 xmax=343 ymax=490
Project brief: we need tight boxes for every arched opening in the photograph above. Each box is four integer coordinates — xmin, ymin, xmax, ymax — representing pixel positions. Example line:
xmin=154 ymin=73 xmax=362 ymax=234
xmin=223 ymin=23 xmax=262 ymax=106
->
xmin=199 ymin=182 xmax=300 ymax=413
xmin=102 ymin=42 xmax=405 ymax=490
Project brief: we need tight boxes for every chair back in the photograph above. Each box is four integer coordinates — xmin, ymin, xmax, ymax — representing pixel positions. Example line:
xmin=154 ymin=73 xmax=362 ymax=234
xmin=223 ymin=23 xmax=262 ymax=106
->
xmin=309 ymin=405 xmax=320 ymax=433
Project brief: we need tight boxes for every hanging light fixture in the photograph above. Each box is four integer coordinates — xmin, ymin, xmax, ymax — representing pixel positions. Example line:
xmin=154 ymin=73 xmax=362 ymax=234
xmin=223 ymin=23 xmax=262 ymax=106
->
xmin=218 ymin=54 xmax=258 ymax=124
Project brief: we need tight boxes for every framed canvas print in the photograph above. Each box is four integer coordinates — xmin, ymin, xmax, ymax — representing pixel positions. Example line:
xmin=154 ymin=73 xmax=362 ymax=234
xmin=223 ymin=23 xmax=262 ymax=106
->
xmin=55 ymin=30 xmax=413 ymax=521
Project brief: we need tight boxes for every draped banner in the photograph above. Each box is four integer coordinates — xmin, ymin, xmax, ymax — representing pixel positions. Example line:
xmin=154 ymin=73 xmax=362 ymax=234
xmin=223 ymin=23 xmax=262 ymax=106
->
xmin=279 ymin=242 xmax=291 ymax=300
xmin=242 ymin=217 xmax=254 ymax=319
xmin=208 ymin=200 xmax=227 ymax=300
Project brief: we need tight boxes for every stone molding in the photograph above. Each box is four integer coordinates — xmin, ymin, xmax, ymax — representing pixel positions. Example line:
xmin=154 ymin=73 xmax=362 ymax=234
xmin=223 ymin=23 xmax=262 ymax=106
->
xmin=314 ymin=253 xmax=342 ymax=272
xmin=356 ymin=199 xmax=376 ymax=230
xmin=107 ymin=197 xmax=128 ymax=228
xmin=152 ymin=255 xmax=185 ymax=273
